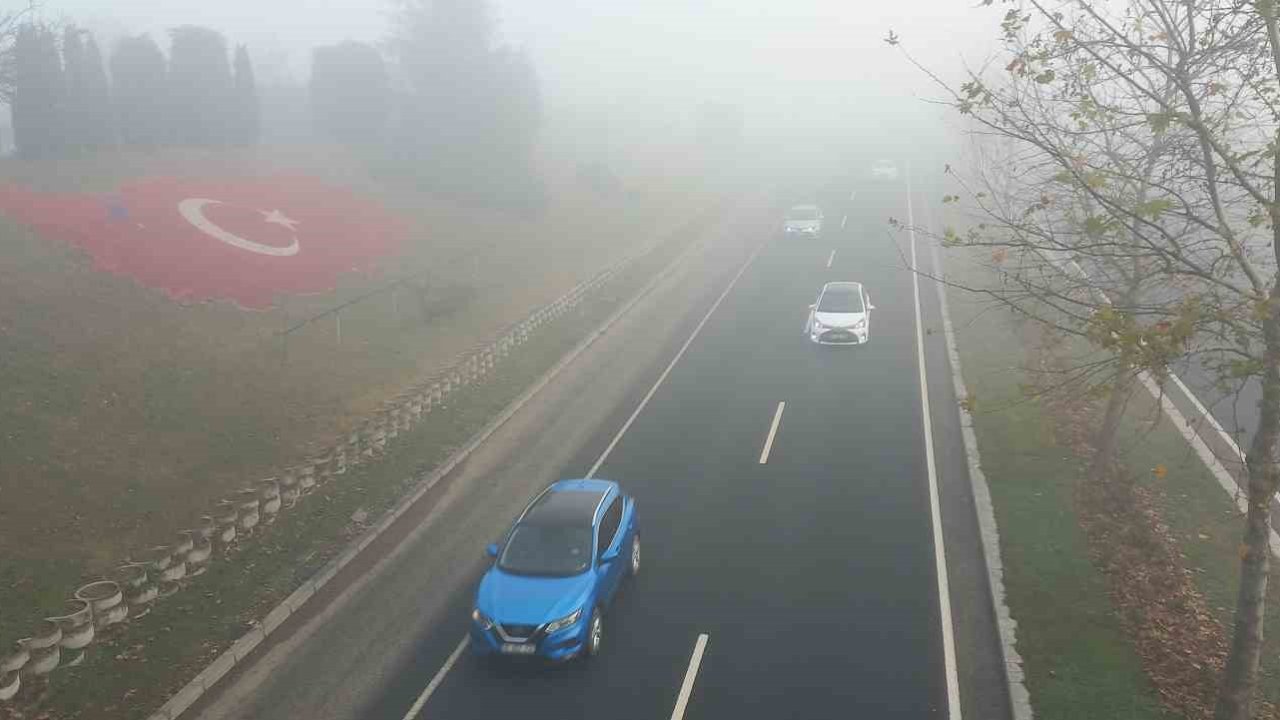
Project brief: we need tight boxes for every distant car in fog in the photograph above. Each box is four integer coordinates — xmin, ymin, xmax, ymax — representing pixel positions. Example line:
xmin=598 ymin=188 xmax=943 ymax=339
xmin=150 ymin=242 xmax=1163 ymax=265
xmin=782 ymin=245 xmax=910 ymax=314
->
xmin=806 ymin=281 xmax=875 ymax=345
xmin=783 ymin=204 xmax=824 ymax=237
xmin=871 ymin=160 xmax=899 ymax=180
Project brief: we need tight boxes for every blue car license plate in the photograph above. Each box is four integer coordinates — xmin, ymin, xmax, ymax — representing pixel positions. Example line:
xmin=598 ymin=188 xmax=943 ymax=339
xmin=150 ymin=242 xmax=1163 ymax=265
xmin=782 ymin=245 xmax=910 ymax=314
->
xmin=501 ymin=643 xmax=536 ymax=655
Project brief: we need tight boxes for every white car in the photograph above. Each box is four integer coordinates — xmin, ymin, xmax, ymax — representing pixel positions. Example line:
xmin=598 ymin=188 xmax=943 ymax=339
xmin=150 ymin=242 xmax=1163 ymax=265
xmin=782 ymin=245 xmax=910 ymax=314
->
xmin=805 ymin=281 xmax=874 ymax=345
xmin=782 ymin=204 xmax=824 ymax=237
xmin=871 ymin=160 xmax=899 ymax=180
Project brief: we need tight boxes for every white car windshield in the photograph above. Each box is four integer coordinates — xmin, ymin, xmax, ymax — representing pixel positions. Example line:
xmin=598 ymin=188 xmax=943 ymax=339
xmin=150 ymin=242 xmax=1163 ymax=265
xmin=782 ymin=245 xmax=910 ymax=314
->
xmin=818 ymin=288 xmax=863 ymax=313
xmin=788 ymin=208 xmax=820 ymax=221
xmin=498 ymin=523 xmax=592 ymax=576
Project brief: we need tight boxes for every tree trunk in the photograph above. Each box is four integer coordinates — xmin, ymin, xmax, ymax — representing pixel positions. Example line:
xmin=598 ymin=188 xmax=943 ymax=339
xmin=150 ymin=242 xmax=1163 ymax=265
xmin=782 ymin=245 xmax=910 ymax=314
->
xmin=1088 ymin=364 xmax=1134 ymax=487
xmin=1216 ymin=292 xmax=1280 ymax=720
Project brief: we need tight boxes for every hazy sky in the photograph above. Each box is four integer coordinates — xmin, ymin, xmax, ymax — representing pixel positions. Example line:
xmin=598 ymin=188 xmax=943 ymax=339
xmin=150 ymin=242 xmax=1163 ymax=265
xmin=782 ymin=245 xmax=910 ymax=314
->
xmin=54 ymin=0 xmax=999 ymax=158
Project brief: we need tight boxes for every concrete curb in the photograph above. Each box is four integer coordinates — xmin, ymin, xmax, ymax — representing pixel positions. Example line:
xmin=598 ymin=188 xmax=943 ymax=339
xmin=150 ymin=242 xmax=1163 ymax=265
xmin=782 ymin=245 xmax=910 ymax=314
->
xmin=145 ymin=205 xmax=726 ymax=720
xmin=1137 ymin=372 xmax=1280 ymax=556
xmin=931 ymin=241 xmax=1034 ymax=720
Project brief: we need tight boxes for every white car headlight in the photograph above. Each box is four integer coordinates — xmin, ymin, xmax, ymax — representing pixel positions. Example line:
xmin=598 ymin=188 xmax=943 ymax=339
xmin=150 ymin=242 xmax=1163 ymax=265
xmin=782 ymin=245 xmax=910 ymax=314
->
xmin=545 ymin=608 xmax=582 ymax=634
xmin=472 ymin=608 xmax=494 ymax=630
xmin=854 ymin=318 xmax=867 ymax=330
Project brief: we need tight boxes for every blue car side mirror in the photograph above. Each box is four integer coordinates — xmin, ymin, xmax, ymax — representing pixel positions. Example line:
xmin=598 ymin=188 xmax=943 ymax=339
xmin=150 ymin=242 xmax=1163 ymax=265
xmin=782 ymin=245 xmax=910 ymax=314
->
xmin=599 ymin=547 xmax=620 ymax=564
xmin=486 ymin=543 xmax=499 ymax=558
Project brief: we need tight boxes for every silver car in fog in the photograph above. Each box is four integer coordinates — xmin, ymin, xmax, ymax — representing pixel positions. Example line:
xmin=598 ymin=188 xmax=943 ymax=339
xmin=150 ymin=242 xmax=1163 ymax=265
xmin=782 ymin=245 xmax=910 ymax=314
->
xmin=783 ymin=204 xmax=824 ymax=237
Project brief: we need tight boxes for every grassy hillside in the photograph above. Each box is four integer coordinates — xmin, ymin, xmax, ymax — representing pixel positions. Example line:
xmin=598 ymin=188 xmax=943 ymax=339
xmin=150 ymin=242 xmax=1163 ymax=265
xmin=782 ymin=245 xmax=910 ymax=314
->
xmin=0 ymin=141 xmax=718 ymax=644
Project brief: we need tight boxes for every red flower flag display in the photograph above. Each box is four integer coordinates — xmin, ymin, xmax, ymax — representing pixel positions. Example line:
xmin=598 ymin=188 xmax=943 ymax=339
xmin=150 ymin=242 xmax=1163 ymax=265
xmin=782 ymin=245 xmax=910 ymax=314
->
xmin=0 ymin=175 xmax=410 ymax=309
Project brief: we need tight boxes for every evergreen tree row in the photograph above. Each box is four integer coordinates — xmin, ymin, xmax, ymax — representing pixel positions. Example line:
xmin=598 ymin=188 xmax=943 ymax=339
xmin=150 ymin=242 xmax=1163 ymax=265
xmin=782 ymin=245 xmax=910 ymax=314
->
xmin=12 ymin=23 xmax=259 ymax=158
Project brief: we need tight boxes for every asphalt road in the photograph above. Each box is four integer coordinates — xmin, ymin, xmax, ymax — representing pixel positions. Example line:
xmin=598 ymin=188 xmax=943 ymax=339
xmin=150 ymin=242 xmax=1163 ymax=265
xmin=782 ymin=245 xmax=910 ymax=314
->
xmin=192 ymin=178 xmax=1008 ymax=720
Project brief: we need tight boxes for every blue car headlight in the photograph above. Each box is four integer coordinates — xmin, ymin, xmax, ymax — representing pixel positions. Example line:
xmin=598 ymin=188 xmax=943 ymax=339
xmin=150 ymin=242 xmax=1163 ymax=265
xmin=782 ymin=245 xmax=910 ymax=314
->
xmin=544 ymin=608 xmax=582 ymax=634
xmin=472 ymin=608 xmax=494 ymax=631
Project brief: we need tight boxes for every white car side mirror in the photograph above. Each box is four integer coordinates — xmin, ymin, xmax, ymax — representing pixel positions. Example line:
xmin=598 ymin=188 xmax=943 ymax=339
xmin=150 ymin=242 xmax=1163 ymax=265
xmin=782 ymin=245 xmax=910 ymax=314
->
xmin=809 ymin=303 xmax=816 ymax=310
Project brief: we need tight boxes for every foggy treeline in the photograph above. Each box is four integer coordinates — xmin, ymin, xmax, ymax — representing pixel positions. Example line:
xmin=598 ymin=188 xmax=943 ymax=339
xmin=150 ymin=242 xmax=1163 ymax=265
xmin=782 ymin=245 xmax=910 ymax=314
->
xmin=312 ymin=0 xmax=543 ymax=206
xmin=2 ymin=0 xmax=543 ymax=209
xmin=13 ymin=22 xmax=259 ymax=156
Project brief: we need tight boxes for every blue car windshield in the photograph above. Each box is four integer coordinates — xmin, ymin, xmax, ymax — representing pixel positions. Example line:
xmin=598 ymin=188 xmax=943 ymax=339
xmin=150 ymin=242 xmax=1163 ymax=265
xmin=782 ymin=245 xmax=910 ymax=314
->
xmin=499 ymin=523 xmax=593 ymax=576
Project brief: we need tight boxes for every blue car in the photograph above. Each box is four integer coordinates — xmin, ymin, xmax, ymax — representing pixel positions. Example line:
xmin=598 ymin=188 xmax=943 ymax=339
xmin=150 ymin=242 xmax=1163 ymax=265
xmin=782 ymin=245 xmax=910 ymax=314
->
xmin=471 ymin=479 xmax=639 ymax=661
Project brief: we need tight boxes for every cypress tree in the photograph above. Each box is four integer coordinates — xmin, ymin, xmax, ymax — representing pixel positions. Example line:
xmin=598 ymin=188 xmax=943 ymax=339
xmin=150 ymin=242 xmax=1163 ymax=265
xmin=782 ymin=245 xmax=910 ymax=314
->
xmin=232 ymin=44 xmax=259 ymax=146
xmin=309 ymin=42 xmax=390 ymax=145
xmin=111 ymin=34 xmax=168 ymax=148
xmin=167 ymin=26 xmax=233 ymax=146
xmin=62 ymin=26 xmax=87 ymax=150
xmin=12 ymin=24 xmax=66 ymax=158
xmin=83 ymin=34 xmax=115 ymax=148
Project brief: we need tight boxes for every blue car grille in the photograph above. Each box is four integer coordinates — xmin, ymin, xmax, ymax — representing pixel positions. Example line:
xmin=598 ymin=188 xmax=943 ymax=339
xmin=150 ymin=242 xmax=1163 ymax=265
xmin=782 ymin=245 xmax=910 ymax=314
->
xmin=500 ymin=623 xmax=540 ymax=639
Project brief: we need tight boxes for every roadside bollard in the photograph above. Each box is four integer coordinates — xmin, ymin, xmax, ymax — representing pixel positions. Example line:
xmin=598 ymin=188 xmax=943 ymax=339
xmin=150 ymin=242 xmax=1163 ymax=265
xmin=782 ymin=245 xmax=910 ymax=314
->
xmin=115 ymin=564 xmax=156 ymax=619
xmin=0 ymin=668 xmax=19 ymax=701
xmin=280 ymin=470 xmax=301 ymax=508
xmin=75 ymin=580 xmax=127 ymax=629
xmin=1 ymin=641 xmax=30 ymax=676
xmin=299 ymin=463 xmax=317 ymax=494
xmin=316 ymin=455 xmax=335 ymax=485
xmin=212 ymin=502 xmax=239 ymax=545
xmin=235 ymin=490 xmax=261 ymax=534
xmin=258 ymin=479 xmax=282 ymax=521
xmin=48 ymin=599 xmax=94 ymax=668
xmin=346 ymin=433 xmax=362 ymax=467
xmin=0 ymin=641 xmax=28 ymax=700
xmin=23 ymin=641 xmax=59 ymax=676
xmin=383 ymin=408 xmax=399 ymax=441
xmin=185 ymin=534 xmax=213 ymax=578
xmin=22 ymin=619 xmax=63 ymax=676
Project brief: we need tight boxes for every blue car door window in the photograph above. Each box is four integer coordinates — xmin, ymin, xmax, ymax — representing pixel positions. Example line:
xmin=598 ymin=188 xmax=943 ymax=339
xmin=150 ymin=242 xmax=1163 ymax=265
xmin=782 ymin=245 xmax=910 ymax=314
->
xmin=597 ymin=497 xmax=625 ymax=601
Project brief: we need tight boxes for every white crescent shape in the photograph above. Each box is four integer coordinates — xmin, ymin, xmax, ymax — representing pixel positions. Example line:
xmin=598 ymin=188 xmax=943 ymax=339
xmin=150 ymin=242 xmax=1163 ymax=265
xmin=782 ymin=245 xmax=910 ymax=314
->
xmin=178 ymin=198 xmax=300 ymax=257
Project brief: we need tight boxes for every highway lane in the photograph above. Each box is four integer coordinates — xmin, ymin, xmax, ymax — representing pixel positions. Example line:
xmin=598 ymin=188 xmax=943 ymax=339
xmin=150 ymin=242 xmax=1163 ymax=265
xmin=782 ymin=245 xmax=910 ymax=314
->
xmin=190 ymin=175 xmax=1008 ymax=720
xmin=384 ymin=180 xmax=954 ymax=719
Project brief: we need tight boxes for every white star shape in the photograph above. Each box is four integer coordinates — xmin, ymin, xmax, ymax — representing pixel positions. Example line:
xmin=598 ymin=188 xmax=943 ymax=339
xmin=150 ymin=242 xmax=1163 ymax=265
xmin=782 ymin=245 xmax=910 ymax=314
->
xmin=261 ymin=209 xmax=300 ymax=231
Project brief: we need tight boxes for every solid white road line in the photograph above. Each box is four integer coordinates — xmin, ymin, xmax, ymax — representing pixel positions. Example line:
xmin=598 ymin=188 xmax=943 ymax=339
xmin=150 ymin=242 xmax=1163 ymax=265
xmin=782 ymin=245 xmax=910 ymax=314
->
xmin=758 ymin=402 xmax=787 ymax=464
xmin=401 ymin=637 xmax=469 ymax=720
xmin=668 ymin=634 xmax=710 ymax=720
xmin=905 ymin=162 xmax=963 ymax=720
xmin=585 ymin=241 xmax=767 ymax=478
xmin=1168 ymin=371 xmax=1245 ymax=460
xmin=827 ymin=249 xmax=836 ymax=268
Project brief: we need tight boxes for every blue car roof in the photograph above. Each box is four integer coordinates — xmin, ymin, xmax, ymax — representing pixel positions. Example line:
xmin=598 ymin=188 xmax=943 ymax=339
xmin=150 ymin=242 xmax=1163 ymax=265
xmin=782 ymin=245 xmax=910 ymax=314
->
xmin=548 ymin=478 xmax=618 ymax=493
xmin=519 ymin=479 xmax=618 ymax=527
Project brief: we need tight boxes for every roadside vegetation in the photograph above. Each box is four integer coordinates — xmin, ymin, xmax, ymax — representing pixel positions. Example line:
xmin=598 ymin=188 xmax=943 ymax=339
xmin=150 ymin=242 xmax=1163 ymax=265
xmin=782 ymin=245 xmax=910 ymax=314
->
xmin=945 ymin=243 xmax=1280 ymax=718
xmin=894 ymin=0 xmax=1280 ymax=715
xmin=12 ymin=226 xmax=699 ymax=720
xmin=944 ymin=249 xmax=1172 ymax=720
xmin=0 ymin=1 xmax=732 ymax=715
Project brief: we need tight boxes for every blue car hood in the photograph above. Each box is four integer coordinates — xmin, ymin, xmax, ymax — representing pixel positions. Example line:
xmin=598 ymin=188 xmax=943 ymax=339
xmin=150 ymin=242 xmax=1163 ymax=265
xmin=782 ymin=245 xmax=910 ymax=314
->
xmin=477 ymin=568 xmax=594 ymax=625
